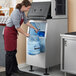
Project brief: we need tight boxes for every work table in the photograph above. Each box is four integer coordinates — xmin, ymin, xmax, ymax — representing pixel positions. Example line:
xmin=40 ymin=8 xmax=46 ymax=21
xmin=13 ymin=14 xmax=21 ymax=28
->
xmin=61 ymin=32 xmax=76 ymax=75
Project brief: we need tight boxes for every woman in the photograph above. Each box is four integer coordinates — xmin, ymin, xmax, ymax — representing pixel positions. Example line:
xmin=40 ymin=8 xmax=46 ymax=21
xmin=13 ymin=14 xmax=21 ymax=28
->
xmin=4 ymin=0 xmax=38 ymax=76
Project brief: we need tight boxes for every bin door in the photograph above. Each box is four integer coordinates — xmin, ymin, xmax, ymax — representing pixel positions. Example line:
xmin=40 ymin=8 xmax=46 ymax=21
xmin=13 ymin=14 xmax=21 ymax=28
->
xmin=64 ymin=39 xmax=76 ymax=73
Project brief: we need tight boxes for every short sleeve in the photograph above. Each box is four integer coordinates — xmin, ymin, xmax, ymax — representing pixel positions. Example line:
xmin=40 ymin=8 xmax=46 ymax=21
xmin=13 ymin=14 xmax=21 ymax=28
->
xmin=23 ymin=12 xmax=29 ymax=24
xmin=11 ymin=9 xmax=21 ymax=29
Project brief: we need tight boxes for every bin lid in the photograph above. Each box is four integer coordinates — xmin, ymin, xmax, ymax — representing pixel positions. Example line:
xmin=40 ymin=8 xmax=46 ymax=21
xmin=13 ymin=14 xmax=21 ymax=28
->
xmin=27 ymin=2 xmax=51 ymax=20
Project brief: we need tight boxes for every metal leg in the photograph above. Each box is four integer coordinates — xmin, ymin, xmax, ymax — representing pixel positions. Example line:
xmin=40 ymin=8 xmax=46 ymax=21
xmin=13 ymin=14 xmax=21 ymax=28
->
xmin=44 ymin=68 xmax=49 ymax=75
xmin=49 ymin=67 xmax=51 ymax=71
xmin=29 ymin=65 xmax=34 ymax=72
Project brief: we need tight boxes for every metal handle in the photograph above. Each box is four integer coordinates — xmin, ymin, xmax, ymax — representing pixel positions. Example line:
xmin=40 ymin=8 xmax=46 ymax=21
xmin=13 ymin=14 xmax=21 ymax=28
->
xmin=64 ymin=40 xmax=67 ymax=46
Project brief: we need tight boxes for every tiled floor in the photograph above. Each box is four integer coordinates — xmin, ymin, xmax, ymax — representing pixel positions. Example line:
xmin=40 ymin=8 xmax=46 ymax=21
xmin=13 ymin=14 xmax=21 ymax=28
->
xmin=19 ymin=65 xmax=65 ymax=76
xmin=0 ymin=65 xmax=75 ymax=76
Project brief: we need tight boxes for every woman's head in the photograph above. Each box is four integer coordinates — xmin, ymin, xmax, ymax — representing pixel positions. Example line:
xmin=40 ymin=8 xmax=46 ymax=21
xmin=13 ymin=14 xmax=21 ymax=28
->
xmin=16 ymin=0 xmax=31 ymax=12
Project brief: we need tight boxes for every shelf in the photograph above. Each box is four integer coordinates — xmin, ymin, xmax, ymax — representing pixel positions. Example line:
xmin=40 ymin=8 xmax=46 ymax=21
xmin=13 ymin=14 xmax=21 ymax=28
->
xmin=0 ymin=8 xmax=9 ymax=11
xmin=0 ymin=13 xmax=5 ymax=16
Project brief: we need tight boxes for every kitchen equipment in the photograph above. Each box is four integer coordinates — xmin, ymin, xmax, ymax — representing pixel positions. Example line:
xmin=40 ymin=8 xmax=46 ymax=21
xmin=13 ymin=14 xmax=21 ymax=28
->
xmin=26 ymin=0 xmax=68 ymax=75
xmin=61 ymin=32 xmax=76 ymax=75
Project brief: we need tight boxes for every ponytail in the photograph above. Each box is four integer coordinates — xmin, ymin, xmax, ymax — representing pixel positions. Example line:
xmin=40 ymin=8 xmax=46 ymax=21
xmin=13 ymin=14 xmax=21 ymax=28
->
xmin=16 ymin=3 xmax=22 ymax=10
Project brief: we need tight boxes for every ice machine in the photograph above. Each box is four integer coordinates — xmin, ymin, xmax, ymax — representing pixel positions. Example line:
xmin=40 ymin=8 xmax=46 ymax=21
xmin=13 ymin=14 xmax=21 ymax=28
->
xmin=26 ymin=0 xmax=68 ymax=75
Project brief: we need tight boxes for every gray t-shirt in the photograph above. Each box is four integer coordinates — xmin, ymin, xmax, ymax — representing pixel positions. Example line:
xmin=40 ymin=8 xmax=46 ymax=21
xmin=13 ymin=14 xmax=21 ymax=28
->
xmin=6 ymin=9 xmax=29 ymax=29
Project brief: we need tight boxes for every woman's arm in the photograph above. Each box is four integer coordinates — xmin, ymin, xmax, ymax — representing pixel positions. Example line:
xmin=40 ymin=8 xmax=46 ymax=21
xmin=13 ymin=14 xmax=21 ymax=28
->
xmin=16 ymin=27 xmax=29 ymax=37
xmin=23 ymin=12 xmax=38 ymax=33
xmin=26 ymin=22 xmax=39 ymax=33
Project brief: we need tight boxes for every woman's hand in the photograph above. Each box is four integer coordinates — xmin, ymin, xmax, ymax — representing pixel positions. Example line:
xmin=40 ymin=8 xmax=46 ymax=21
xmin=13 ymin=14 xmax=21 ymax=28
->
xmin=25 ymin=33 xmax=30 ymax=37
xmin=26 ymin=22 xmax=39 ymax=33
xmin=16 ymin=27 xmax=30 ymax=37
xmin=35 ymin=29 xmax=39 ymax=33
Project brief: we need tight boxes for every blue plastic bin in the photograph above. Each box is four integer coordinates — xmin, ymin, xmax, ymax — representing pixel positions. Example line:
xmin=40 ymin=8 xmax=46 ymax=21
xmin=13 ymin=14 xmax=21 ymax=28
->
xmin=37 ymin=31 xmax=45 ymax=37
xmin=28 ymin=35 xmax=40 ymax=55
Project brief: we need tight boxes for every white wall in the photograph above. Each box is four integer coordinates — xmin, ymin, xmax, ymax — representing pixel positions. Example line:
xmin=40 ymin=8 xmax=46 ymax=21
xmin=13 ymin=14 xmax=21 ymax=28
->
xmin=0 ymin=0 xmax=14 ymax=8
xmin=0 ymin=0 xmax=5 ymax=6
xmin=10 ymin=0 xmax=16 ymax=9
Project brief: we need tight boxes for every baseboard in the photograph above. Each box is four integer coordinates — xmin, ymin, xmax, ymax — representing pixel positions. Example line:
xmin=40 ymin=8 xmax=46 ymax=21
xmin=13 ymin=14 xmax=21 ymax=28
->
xmin=18 ymin=63 xmax=28 ymax=69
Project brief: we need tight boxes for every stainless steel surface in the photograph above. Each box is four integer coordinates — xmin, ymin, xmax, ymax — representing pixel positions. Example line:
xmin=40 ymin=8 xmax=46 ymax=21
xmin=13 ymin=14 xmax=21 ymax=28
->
xmin=46 ymin=19 xmax=68 ymax=68
xmin=26 ymin=0 xmax=68 ymax=69
xmin=51 ymin=0 xmax=68 ymax=19
xmin=28 ymin=0 xmax=68 ymax=20
xmin=33 ymin=0 xmax=51 ymax=2
xmin=61 ymin=34 xmax=76 ymax=75
xmin=26 ymin=19 xmax=67 ymax=68
xmin=27 ymin=2 xmax=51 ymax=20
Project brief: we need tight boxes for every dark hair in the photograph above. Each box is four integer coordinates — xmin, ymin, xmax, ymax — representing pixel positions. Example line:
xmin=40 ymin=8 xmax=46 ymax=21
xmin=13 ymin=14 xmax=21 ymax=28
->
xmin=16 ymin=0 xmax=31 ymax=10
